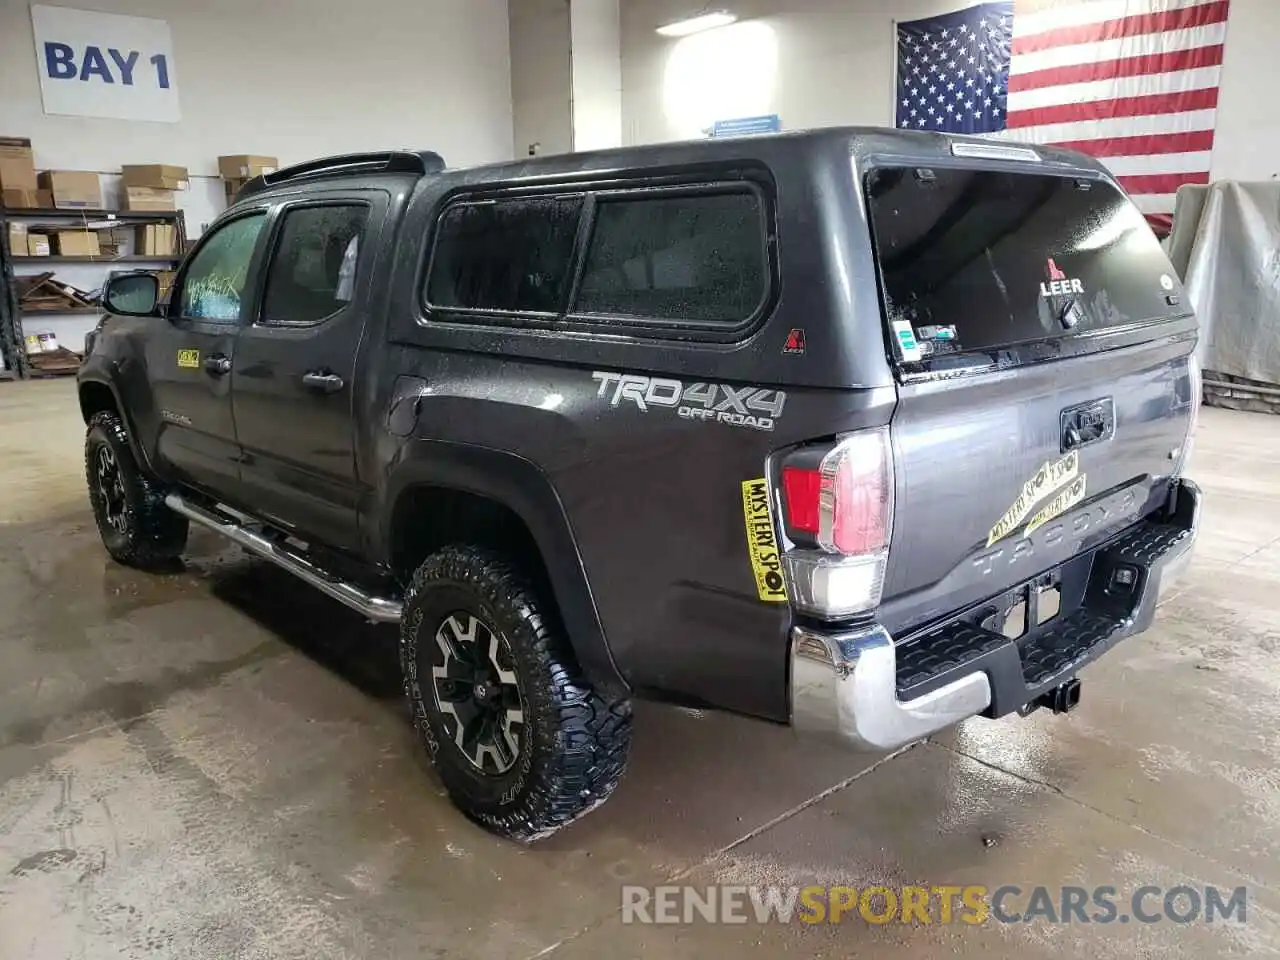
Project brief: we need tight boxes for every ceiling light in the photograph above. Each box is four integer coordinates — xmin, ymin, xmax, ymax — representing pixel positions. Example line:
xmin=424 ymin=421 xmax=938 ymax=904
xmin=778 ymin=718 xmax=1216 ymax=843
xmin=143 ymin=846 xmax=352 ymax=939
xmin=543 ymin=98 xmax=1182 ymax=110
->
xmin=657 ymin=10 xmax=737 ymax=37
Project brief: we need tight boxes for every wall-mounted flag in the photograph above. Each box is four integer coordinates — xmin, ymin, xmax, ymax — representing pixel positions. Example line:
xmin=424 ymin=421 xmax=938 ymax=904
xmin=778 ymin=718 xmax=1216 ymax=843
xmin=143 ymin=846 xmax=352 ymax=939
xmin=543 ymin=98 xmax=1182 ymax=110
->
xmin=895 ymin=0 xmax=1231 ymax=234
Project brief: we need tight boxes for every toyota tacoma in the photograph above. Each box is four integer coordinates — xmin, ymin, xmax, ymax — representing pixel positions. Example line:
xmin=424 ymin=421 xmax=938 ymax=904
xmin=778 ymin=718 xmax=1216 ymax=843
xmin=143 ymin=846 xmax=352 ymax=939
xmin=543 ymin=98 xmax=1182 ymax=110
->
xmin=78 ymin=130 xmax=1201 ymax=840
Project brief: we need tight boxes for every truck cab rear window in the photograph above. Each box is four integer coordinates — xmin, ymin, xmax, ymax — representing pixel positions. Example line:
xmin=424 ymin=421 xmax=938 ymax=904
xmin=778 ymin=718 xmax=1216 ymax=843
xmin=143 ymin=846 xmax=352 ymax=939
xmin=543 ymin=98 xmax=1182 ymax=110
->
xmin=865 ymin=166 xmax=1185 ymax=361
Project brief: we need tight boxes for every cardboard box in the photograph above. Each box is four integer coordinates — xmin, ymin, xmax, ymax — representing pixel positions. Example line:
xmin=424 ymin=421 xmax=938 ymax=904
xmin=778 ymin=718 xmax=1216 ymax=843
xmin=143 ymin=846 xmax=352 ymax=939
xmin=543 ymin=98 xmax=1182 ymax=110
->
xmin=121 ymin=164 xmax=189 ymax=190
xmin=7 ymin=222 xmax=27 ymax=252
xmin=54 ymin=230 xmax=101 ymax=257
xmin=218 ymin=155 xmax=278 ymax=180
xmin=27 ymin=234 xmax=51 ymax=256
xmin=3 ymin=187 xmax=44 ymax=208
xmin=37 ymin=170 xmax=103 ymax=209
xmin=135 ymin=222 xmax=177 ymax=257
xmin=155 ymin=269 xmax=177 ymax=301
xmin=223 ymin=178 xmax=246 ymax=204
xmin=0 ymin=137 xmax=38 ymax=191
xmin=123 ymin=185 xmax=177 ymax=211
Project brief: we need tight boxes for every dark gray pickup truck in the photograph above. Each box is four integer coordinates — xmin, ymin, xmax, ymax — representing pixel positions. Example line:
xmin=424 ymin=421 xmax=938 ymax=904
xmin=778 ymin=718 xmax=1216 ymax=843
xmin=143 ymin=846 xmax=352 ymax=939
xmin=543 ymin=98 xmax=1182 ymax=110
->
xmin=78 ymin=129 xmax=1201 ymax=840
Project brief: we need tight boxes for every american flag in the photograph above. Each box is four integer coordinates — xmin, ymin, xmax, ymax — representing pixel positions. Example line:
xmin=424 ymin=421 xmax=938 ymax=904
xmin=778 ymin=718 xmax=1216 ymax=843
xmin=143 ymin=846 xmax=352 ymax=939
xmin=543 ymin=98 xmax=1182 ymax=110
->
xmin=896 ymin=0 xmax=1231 ymax=232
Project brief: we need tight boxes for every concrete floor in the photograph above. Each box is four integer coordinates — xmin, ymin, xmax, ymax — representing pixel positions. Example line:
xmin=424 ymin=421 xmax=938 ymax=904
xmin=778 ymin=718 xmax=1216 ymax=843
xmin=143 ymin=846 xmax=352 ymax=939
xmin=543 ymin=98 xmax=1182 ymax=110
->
xmin=1 ymin=378 xmax=1278 ymax=959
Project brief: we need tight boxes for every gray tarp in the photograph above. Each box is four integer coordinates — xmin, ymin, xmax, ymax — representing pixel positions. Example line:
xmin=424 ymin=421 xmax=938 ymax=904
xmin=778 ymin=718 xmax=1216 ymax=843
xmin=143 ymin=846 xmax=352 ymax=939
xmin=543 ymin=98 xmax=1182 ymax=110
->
xmin=1168 ymin=181 xmax=1280 ymax=391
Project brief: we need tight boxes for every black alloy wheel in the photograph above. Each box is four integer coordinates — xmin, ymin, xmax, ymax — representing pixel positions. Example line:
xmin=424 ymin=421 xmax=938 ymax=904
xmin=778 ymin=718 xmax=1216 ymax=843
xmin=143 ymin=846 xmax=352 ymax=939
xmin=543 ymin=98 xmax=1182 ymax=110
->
xmin=429 ymin=611 xmax=526 ymax=775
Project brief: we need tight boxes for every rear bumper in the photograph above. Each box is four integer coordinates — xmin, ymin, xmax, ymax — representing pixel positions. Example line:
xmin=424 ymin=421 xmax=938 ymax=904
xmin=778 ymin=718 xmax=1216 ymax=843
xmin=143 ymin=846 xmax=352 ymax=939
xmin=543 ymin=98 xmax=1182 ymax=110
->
xmin=789 ymin=477 xmax=1201 ymax=751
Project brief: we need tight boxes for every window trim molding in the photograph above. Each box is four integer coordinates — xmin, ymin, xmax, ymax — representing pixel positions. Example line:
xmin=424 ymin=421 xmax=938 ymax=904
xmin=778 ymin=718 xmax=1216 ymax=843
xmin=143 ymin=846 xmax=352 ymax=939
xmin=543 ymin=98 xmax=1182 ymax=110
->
xmin=417 ymin=170 xmax=779 ymax=345
xmin=254 ymin=198 xmax=373 ymax=329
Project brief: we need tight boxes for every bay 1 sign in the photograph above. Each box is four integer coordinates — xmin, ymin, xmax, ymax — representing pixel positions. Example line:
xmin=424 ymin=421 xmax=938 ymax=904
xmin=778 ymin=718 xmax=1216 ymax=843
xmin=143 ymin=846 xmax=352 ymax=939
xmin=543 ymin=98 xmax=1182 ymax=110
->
xmin=30 ymin=4 xmax=180 ymax=122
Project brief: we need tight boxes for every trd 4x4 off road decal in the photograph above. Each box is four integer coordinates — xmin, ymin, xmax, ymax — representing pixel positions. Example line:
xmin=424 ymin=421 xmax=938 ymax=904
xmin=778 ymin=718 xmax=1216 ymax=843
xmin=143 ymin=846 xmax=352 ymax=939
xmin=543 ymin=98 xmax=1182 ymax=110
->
xmin=591 ymin=372 xmax=786 ymax=432
xmin=741 ymin=478 xmax=787 ymax=603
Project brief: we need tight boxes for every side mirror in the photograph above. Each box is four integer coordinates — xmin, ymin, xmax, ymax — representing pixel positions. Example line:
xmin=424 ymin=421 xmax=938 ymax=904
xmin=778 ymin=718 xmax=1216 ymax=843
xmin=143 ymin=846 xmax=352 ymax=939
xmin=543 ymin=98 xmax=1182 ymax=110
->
xmin=103 ymin=272 xmax=160 ymax=317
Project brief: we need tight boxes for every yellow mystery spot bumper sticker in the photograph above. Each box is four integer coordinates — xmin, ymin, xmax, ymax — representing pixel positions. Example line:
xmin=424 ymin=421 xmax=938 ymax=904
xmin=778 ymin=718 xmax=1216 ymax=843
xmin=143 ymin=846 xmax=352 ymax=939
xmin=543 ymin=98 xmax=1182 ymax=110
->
xmin=1025 ymin=474 xmax=1088 ymax=537
xmin=986 ymin=449 xmax=1080 ymax=547
xmin=177 ymin=349 xmax=200 ymax=369
xmin=741 ymin=478 xmax=788 ymax=603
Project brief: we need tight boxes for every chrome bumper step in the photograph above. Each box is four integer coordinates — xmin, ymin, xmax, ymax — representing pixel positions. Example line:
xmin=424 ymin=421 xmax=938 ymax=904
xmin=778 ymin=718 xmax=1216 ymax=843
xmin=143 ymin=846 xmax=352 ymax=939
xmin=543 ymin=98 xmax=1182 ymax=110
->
xmin=789 ymin=478 xmax=1201 ymax=752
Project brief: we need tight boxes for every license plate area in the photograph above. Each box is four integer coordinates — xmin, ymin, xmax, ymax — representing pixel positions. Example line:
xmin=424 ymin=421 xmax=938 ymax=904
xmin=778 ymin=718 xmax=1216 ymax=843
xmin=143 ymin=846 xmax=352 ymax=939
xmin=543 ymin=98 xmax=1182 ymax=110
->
xmin=982 ymin=575 xmax=1063 ymax=641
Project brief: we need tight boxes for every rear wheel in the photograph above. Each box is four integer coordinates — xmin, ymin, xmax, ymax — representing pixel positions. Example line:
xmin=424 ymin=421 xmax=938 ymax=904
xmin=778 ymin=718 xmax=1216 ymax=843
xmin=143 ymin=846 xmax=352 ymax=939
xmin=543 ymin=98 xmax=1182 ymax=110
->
xmin=85 ymin=411 xmax=188 ymax=568
xmin=400 ymin=545 xmax=632 ymax=841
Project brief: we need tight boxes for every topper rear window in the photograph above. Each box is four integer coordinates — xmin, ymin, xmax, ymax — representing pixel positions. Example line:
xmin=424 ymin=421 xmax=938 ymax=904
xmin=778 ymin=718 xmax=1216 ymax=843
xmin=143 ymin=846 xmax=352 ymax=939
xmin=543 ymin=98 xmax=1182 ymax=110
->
xmin=864 ymin=166 xmax=1187 ymax=363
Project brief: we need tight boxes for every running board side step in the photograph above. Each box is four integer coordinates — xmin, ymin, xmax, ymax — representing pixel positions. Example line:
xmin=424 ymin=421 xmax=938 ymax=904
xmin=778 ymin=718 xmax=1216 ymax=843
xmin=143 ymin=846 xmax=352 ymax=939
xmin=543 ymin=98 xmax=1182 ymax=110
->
xmin=164 ymin=493 xmax=403 ymax=623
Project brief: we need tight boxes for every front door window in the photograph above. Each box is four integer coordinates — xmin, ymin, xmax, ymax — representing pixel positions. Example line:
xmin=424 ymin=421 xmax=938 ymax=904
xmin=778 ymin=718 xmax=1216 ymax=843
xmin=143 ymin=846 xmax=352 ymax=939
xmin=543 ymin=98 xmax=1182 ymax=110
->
xmin=177 ymin=213 xmax=267 ymax=322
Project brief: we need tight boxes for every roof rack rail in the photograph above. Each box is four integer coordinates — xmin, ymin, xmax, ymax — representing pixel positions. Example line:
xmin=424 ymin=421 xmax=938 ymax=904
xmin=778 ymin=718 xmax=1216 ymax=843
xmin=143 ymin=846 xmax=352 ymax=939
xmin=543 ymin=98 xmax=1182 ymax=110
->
xmin=236 ymin=150 xmax=445 ymax=199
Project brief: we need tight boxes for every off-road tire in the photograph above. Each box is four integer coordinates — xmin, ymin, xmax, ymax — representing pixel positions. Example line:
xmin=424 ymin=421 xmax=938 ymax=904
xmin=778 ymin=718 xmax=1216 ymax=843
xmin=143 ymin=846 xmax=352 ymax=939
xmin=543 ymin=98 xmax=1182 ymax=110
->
xmin=85 ymin=410 xmax=188 ymax=568
xmin=400 ymin=544 xmax=632 ymax=841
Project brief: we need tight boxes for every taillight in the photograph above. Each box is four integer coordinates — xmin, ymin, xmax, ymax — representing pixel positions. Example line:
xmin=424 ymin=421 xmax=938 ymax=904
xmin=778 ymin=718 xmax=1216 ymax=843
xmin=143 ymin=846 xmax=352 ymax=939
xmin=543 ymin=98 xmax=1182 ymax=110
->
xmin=777 ymin=428 xmax=895 ymax=620
xmin=1175 ymin=353 xmax=1201 ymax=475
xmin=782 ymin=466 xmax=821 ymax=534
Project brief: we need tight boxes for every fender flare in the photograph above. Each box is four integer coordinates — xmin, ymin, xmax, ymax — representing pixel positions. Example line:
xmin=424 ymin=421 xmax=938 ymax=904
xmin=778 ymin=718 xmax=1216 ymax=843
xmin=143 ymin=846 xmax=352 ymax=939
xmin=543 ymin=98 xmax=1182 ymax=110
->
xmin=381 ymin=440 xmax=627 ymax=693
xmin=76 ymin=372 xmax=155 ymax=475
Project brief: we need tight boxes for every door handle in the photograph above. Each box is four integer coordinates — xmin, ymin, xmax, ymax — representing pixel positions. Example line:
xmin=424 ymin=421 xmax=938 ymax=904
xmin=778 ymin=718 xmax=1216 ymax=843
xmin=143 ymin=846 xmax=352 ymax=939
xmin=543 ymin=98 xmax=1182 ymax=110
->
xmin=302 ymin=371 xmax=345 ymax=394
xmin=204 ymin=354 xmax=232 ymax=376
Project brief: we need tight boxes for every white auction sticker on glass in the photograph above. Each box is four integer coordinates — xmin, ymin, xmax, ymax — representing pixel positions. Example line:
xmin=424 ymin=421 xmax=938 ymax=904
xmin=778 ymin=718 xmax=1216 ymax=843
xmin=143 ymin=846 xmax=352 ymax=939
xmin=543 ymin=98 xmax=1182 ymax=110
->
xmin=892 ymin=320 xmax=922 ymax=362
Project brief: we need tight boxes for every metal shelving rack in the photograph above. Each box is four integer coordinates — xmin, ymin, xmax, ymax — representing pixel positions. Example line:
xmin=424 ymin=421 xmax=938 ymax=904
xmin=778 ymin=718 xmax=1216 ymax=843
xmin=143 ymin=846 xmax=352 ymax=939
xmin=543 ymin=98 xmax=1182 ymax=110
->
xmin=0 ymin=206 xmax=186 ymax=378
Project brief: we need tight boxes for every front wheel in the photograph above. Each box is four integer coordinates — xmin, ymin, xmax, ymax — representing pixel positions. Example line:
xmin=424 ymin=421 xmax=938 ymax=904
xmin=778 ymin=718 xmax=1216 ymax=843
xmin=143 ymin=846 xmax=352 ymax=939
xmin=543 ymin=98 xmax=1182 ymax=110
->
xmin=85 ymin=410 xmax=188 ymax=568
xmin=400 ymin=545 xmax=632 ymax=841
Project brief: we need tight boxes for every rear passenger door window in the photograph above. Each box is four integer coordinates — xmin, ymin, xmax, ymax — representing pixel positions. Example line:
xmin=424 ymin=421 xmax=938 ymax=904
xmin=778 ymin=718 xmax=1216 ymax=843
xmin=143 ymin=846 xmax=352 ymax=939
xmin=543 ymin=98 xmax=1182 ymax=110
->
xmin=260 ymin=204 xmax=369 ymax=325
xmin=427 ymin=196 xmax=583 ymax=315
xmin=574 ymin=191 xmax=767 ymax=327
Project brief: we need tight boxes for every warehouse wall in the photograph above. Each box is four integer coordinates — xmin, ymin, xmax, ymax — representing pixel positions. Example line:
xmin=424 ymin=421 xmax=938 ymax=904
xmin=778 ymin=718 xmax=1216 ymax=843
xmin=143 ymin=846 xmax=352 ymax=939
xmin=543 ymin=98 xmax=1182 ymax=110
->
xmin=1208 ymin=0 xmax=1280 ymax=181
xmin=1 ymin=0 xmax=513 ymax=176
xmin=511 ymin=0 xmax=573 ymax=157
xmin=1 ymin=0 xmax=512 ymax=350
xmin=620 ymin=0 xmax=1280 ymax=182
xmin=570 ymin=0 xmax=623 ymax=151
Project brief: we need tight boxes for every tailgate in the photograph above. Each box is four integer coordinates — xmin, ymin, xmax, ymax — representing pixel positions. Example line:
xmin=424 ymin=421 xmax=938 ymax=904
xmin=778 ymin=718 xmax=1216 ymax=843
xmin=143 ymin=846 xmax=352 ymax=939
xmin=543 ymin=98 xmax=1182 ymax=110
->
xmin=862 ymin=160 xmax=1197 ymax=636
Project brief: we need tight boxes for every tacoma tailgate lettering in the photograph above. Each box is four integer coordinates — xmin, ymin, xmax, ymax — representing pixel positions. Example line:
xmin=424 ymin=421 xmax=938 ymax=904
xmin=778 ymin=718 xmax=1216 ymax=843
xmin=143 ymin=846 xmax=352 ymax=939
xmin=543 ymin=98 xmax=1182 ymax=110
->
xmin=986 ymin=450 xmax=1079 ymax=547
xmin=1025 ymin=474 xmax=1088 ymax=537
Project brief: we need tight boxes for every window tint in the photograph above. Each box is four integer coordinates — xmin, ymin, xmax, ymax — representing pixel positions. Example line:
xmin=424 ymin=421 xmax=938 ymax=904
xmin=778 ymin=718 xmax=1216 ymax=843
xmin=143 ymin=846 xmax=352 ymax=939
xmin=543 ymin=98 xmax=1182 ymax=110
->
xmin=261 ymin=205 xmax=368 ymax=325
xmin=178 ymin=214 xmax=266 ymax=322
xmin=865 ymin=167 xmax=1186 ymax=361
xmin=427 ymin=196 xmax=582 ymax=314
xmin=574 ymin=192 xmax=766 ymax=324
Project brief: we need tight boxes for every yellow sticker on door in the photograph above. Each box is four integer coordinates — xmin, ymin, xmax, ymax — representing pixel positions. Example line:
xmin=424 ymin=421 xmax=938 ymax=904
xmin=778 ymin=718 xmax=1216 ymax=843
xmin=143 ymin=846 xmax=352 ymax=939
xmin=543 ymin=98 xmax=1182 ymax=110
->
xmin=986 ymin=449 xmax=1080 ymax=547
xmin=1024 ymin=474 xmax=1088 ymax=537
xmin=177 ymin=349 xmax=200 ymax=369
xmin=741 ymin=478 xmax=788 ymax=603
